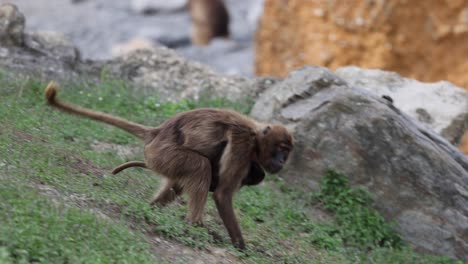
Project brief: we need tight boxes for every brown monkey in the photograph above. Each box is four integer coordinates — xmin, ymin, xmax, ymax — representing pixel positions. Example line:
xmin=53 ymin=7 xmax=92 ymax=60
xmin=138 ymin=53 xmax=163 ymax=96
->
xmin=44 ymin=81 xmax=293 ymax=249
xmin=188 ymin=0 xmax=230 ymax=45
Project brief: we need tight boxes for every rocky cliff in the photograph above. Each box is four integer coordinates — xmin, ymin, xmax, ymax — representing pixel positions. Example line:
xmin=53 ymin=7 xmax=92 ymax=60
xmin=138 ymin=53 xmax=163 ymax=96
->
xmin=256 ymin=0 xmax=468 ymax=90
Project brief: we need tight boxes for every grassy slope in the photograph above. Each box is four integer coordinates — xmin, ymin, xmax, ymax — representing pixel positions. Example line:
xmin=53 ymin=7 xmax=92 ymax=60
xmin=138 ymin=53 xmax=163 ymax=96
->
xmin=0 ymin=71 xmax=458 ymax=263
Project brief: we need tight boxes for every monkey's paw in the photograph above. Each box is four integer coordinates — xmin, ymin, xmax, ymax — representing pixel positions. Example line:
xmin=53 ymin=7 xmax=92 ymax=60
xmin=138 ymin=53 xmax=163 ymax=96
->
xmin=185 ymin=218 xmax=204 ymax=227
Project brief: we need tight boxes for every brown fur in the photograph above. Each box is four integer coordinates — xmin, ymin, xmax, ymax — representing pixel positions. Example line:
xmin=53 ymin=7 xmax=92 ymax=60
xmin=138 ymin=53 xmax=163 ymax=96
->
xmin=44 ymin=81 xmax=293 ymax=249
xmin=112 ymin=161 xmax=147 ymax=174
xmin=113 ymin=159 xmax=266 ymax=191
xmin=188 ymin=0 xmax=230 ymax=45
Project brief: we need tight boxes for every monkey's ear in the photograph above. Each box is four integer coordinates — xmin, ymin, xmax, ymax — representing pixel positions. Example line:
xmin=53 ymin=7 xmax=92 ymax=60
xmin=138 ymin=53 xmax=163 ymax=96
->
xmin=262 ymin=126 xmax=271 ymax=135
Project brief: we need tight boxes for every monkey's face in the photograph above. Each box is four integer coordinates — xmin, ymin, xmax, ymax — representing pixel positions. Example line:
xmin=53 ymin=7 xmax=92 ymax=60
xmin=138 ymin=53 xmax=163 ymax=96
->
xmin=257 ymin=125 xmax=293 ymax=174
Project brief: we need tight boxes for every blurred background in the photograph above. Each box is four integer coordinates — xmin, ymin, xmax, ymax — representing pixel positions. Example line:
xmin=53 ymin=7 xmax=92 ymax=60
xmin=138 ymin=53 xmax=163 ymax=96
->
xmin=5 ymin=0 xmax=468 ymax=90
xmin=6 ymin=0 xmax=263 ymax=76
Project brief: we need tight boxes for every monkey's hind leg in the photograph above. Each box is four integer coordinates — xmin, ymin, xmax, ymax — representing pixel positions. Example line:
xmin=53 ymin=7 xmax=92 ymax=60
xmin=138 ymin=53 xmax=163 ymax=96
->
xmin=150 ymin=179 xmax=179 ymax=207
xmin=148 ymin=147 xmax=211 ymax=225
xmin=179 ymin=154 xmax=211 ymax=225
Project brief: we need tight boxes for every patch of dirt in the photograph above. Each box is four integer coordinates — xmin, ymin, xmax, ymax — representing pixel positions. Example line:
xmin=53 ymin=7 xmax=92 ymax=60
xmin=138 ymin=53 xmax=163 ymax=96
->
xmin=304 ymin=203 xmax=335 ymax=223
xmin=2 ymin=126 xmax=48 ymax=143
xmin=90 ymin=141 xmax=142 ymax=160
xmin=65 ymin=153 xmax=106 ymax=176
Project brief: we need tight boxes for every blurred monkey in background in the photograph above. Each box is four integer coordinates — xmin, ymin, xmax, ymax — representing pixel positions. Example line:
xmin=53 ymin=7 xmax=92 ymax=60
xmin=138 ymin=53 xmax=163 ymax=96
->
xmin=188 ymin=0 xmax=230 ymax=45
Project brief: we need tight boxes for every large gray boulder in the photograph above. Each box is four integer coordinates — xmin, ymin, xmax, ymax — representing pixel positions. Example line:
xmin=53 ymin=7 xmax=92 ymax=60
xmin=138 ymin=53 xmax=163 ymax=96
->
xmin=0 ymin=3 xmax=80 ymax=80
xmin=251 ymin=66 xmax=468 ymax=260
xmin=336 ymin=66 xmax=468 ymax=147
xmin=24 ymin=31 xmax=80 ymax=63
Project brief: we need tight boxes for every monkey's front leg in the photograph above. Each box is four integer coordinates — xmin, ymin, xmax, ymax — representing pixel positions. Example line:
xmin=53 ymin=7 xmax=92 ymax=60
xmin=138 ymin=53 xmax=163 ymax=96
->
xmin=213 ymin=187 xmax=245 ymax=249
xmin=213 ymin=140 xmax=251 ymax=249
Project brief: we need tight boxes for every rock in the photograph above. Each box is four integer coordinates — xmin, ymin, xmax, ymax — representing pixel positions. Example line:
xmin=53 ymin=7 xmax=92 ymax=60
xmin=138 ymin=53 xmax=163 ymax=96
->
xmin=2 ymin=43 xmax=258 ymax=102
xmin=178 ymin=39 xmax=254 ymax=76
xmin=247 ymin=0 xmax=264 ymax=29
xmin=1 ymin=36 xmax=257 ymax=104
xmin=0 ymin=44 xmax=80 ymax=81
xmin=111 ymin=37 xmax=157 ymax=57
xmin=137 ymin=26 xmax=190 ymax=48
xmin=256 ymin=0 xmax=468 ymax=90
xmin=442 ymin=114 xmax=468 ymax=153
xmin=251 ymin=66 xmax=468 ymax=260
xmin=71 ymin=0 xmax=88 ymax=4
xmin=24 ymin=31 xmax=80 ymax=62
xmin=0 ymin=4 xmax=81 ymax=80
xmin=101 ymin=48 xmax=259 ymax=101
xmin=0 ymin=3 xmax=25 ymax=46
xmin=130 ymin=0 xmax=187 ymax=14
xmin=335 ymin=66 xmax=468 ymax=149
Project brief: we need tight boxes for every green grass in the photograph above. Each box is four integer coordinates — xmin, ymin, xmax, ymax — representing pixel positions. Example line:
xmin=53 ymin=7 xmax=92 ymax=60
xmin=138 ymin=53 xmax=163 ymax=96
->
xmin=0 ymin=70 xmax=459 ymax=263
xmin=0 ymin=179 xmax=156 ymax=264
xmin=313 ymin=170 xmax=403 ymax=250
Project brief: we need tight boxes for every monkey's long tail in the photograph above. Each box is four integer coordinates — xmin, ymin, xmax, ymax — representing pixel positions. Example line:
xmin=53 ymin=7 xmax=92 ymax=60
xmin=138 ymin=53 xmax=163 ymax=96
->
xmin=45 ymin=81 xmax=153 ymax=140
xmin=112 ymin=161 xmax=147 ymax=174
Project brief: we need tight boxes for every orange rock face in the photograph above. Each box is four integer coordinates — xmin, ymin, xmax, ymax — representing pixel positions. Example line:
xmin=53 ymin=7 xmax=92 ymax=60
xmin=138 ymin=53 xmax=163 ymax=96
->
xmin=255 ymin=0 xmax=468 ymax=90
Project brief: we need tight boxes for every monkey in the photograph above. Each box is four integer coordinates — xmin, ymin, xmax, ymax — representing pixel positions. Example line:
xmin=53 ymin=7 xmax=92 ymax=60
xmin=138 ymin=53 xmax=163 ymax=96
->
xmin=188 ymin=0 xmax=230 ymax=45
xmin=44 ymin=81 xmax=293 ymax=250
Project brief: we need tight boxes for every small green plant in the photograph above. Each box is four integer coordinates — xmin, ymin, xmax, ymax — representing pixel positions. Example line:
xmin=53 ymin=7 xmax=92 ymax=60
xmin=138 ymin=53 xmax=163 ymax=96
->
xmin=307 ymin=223 xmax=343 ymax=250
xmin=314 ymin=170 xmax=403 ymax=249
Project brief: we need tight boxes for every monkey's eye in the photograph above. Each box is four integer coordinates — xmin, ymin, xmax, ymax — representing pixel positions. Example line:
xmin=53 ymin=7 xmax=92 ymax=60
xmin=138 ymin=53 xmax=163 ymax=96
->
xmin=278 ymin=145 xmax=290 ymax=152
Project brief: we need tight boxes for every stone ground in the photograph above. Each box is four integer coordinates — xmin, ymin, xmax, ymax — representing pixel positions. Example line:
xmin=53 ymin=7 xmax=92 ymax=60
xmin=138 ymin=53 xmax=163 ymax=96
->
xmin=5 ymin=0 xmax=261 ymax=76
